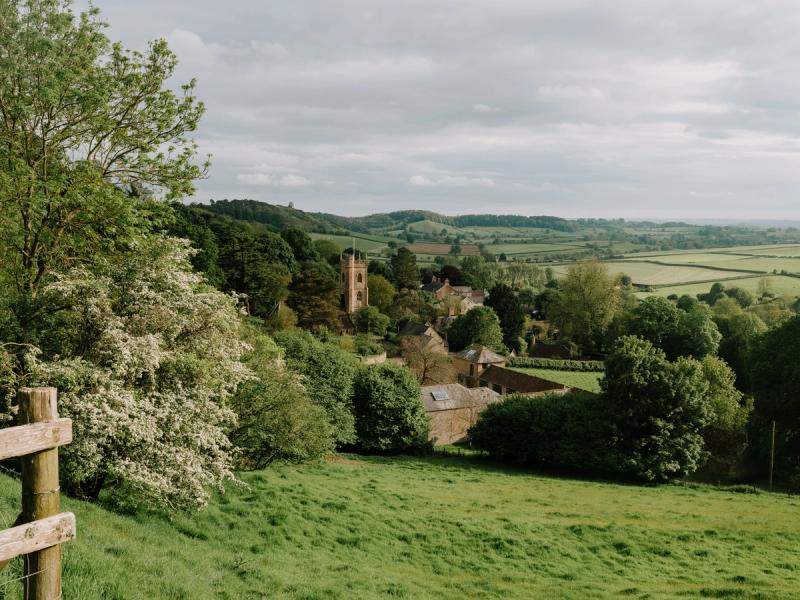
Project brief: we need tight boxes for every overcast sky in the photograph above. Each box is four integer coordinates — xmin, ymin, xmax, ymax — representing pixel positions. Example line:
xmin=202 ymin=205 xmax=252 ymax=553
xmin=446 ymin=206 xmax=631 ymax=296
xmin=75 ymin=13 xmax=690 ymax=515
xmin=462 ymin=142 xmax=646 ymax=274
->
xmin=78 ymin=1 xmax=800 ymax=219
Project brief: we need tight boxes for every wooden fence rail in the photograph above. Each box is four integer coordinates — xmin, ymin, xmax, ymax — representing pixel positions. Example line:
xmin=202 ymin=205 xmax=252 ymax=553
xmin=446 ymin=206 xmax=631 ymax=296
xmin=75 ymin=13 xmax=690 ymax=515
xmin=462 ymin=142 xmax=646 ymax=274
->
xmin=0 ymin=388 xmax=76 ymax=599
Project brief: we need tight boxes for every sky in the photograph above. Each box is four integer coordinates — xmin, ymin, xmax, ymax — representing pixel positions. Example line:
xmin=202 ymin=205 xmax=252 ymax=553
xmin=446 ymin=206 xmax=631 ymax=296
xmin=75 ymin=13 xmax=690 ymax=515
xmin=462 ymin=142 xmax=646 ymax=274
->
xmin=76 ymin=0 xmax=800 ymax=219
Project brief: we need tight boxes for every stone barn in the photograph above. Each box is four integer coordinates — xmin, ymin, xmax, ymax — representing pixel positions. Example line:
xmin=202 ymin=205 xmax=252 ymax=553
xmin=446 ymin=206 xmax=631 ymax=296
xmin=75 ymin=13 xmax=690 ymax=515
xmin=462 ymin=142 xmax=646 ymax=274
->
xmin=421 ymin=383 xmax=501 ymax=445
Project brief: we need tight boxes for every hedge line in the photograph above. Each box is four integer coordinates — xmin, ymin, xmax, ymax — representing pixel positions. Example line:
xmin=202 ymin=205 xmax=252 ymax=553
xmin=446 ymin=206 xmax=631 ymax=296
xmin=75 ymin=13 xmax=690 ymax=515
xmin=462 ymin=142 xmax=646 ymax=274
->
xmin=509 ymin=357 xmax=605 ymax=371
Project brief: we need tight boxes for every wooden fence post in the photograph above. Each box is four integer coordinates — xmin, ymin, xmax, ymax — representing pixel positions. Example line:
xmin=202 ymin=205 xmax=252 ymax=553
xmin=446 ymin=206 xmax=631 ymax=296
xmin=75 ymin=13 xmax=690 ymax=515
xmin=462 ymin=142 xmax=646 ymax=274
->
xmin=18 ymin=387 xmax=62 ymax=600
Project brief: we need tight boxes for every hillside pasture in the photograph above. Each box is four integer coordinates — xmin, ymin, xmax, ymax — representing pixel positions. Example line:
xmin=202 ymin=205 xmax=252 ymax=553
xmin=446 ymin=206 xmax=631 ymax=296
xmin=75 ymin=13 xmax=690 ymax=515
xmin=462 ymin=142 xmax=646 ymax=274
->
xmin=635 ymin=275 xmax=800 ymax=299
xmin=309 ymin=233 xmax=391 ymax=253
xmin=511 ymin=367 xmax=603 ymax=393
xmin=16 ymin=455 xmax=800 ymax=599
xmin=406 ymin=242 xmax=481 ymax=256
xmin=738 ymin=245 xmax=800 ymax=257
xmin=487 ymin=243 xmax=583 ymax=255
xmin=553 ymin=261 xmax=754 ymax=286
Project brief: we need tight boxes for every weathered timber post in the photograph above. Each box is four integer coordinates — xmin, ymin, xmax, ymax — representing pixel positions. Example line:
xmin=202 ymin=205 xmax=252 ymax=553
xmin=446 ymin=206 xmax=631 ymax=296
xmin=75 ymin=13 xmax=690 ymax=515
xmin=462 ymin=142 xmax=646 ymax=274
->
xmin=18 ymin=387 xmax=62 ymax=600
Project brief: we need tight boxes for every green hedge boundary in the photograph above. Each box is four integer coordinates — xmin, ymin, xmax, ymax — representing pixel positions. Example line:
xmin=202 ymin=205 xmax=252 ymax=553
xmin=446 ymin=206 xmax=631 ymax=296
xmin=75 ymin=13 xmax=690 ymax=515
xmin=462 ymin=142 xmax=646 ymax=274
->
xmin=509 ymin=357 xmax=605 ymax=371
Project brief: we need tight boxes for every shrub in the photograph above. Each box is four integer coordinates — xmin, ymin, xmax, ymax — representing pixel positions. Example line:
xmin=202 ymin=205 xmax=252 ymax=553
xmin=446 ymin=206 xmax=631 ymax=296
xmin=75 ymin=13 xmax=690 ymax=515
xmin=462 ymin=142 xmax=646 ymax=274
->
xmin=274 ymin=330 xmax=359 ymax=445
xmin=352 ymin=364 xmax=430 ymax=452
xmin=229 ymin=323 xmax=334 ymax=469
xmin=508 ymin=357 xmax=604 ymax=371
xmin=354 ymin=306 xmax=390 ymax=337
xmin=354 ymin=334 xmax=384 ymax=357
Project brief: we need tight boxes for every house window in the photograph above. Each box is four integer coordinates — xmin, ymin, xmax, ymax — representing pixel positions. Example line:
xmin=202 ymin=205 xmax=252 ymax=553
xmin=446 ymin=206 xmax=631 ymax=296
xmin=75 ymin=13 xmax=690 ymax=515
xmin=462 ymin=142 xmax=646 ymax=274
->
xmin=356 ymin=291 xmax=363 ymax=307
xmin=492 ymin=384 xmax=502 ymax=394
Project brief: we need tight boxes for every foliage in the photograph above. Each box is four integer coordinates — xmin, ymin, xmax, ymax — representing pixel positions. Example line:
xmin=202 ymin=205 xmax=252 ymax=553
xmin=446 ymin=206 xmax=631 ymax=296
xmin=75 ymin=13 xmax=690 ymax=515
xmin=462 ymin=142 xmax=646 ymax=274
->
xmin=508 ymin=357 xmax=605 ymax=371
xmin=273 ymin=329 xmax=358 ymax=445
xmin=281 ymin=228 xmax=320 ymax=262
xmin=354 ymin=334 xmax=384 ymax=357
xmin=352 ymin=364 xmax=430 ymax=452
xmin=386 ymin=290 xmax=437 ymax=324
xmin=367 ymin=274 xmax=395 ymax=312
xmin=749 ymin=316 xmax=800 ymax=482
xmin=354 ymin=306 xmax=390 ymax=337
xmin=287 ymin=262 xmax=342 ymax=331
xmin=602 ymin=336 xmax=712 ymax=481
xmin=401 ymin=336 xmax=455 ymax=385
xmin=229 ymin=322 xmax=333 ymax=469
xmin=314 ymin=238 xmax=343 ymax=265
xmin=446 ymin=306 xmax=506 ymax=353
xmin=390 ymin=247 xmax=420 ymax=290
xmin=460 ymin=256 xmax=495 ymax=290
xmin=714 ymin=310 xmax=767 ymax=392
xmin=484 ymin=283 xmax=526 ymax=352
xmin=549 ymin=260 xmax=619 ymax=353
xmin=27 ymin=237 xmax=249 ymax=511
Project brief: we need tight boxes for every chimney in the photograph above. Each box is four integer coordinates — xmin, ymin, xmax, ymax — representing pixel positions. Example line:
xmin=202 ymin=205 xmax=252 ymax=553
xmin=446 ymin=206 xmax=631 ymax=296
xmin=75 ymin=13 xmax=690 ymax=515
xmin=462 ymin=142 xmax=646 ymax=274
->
xmin=444 ymin=278 xmax=450 ymax=286
xmin=431 ymin=275 xmax=438 ymax=283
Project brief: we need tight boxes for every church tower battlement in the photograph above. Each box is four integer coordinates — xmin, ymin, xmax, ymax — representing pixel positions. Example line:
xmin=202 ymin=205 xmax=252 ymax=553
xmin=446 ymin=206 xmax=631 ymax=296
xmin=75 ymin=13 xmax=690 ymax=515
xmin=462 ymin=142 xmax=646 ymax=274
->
xmin=341 ymin=253 xmax=368 ymax=313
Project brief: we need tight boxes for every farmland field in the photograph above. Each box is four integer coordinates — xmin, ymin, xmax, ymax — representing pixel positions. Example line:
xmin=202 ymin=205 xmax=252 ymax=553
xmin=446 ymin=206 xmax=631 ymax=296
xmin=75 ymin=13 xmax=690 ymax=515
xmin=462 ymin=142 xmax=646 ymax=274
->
xmin=406 ymin=242 xmax=481 ymax=256
xmin=553 ymin=261 xmax=754 ymax=286
xmin=309 ymin=233 xmax=391 ymax=253
xmin=635 ymin=275 xmax=800 ymax=299
xmin=511 ymin=367 xmax=603 ymax=393
xmin=739 ymin=245 xmax=800 ymax=257
xmin=487 ymin=243 xmax=583 ymax=255
xmin=623 ymin=253 xmax=754 ymax=265
xmin=19 ymin=455 xmax=800 ymax=599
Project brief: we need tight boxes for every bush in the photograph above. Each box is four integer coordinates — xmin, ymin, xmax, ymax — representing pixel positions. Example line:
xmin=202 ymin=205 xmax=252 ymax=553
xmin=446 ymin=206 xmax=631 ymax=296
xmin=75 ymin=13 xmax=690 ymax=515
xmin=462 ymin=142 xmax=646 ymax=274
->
xmin=352 ymin=364 xmax=430 ymax=452
xmin=229 ymin=323 xmax=334 ymax=469
xmin=354 ymin=306 xmax=390 ymax=337
xmin=508 ymin=357 xmax=604 ymax=371
xmin=354 ymin=334 xmax=384 ymax=357
xmin=274 ymin=330 xmax=359 ymax=445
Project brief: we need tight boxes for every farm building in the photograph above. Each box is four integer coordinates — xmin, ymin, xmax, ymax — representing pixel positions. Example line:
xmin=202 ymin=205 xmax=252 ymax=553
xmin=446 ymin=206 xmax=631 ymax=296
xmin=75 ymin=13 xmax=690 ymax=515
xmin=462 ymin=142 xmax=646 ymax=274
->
xmin=453 ymin=345 xmax=507 ymax=387
xmin=477 ymin=366 xmax=569 ymax=396
xmin=398 ymin=321 xmax=448 ymax=353
xmin=421 ymin=383 xmax=501 ymax=445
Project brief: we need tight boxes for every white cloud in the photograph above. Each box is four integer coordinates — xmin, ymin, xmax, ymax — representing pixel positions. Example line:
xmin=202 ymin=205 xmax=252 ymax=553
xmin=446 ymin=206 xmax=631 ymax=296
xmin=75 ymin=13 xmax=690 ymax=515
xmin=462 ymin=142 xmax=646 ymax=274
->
xmin=409 ymin=174 xmax=495 ymax=188
xmin=237 ymin=172 xmax=311 ymax=187
xmin=472 ymin=103 xmax=503 ymax=113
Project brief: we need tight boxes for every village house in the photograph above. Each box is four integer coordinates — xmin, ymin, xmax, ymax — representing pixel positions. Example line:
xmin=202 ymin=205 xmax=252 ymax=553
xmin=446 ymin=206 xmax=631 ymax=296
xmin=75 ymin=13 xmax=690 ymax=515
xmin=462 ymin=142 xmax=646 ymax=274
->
xmin=420 ymin=383 xmax=501 ymax=445
xmin=452 ymin=345 xmax=507 ymax=387
xmin=420 ymin=276 xmax=456 ymax=300
xmin=477 ymin=366 xmax=568 ymax=396
xmin=398 ymin=321 xmax=448 ymax=353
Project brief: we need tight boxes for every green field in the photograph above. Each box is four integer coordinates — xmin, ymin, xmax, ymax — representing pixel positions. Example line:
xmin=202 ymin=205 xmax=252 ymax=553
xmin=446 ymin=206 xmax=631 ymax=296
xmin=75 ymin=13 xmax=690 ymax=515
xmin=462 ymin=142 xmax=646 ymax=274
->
xmin=511 ymin=368 xmax=604 ymax=393
xmin=488 ymin=243 xmax=582 ymax=255
xmin=553 ymin=261 xmax=753 ymax=286
xmin=635 ymin=275 xmax=800 ymax=299
xmin=309 ymin=233 xmax=391 ymax=253
xmin=12 ymin=455 xmax=800 ymax=599
xmin=623 ymin=253 xmax=754 ymax=265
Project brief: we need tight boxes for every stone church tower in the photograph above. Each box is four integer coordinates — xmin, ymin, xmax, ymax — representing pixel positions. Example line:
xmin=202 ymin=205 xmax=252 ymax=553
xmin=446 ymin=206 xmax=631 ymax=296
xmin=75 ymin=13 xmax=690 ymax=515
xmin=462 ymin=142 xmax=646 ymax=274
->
xmin=341 ymin=253 xmax=368 ymax=313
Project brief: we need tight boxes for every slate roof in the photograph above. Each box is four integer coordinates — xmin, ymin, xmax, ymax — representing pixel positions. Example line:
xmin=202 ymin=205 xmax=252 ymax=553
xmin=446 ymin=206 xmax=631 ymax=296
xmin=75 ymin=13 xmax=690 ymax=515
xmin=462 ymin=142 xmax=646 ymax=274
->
xmin=399 ymin=321 xmax=434 ymax=337
xmin=421 ymin=281 xmax=446 ymax=293
xmin=479 ymin=366 xmax=566 ymax=394
xmin=453 ymin=345 xmax=506 ymax=365
xmin=421 ymin=384 xmax=501 ymax=412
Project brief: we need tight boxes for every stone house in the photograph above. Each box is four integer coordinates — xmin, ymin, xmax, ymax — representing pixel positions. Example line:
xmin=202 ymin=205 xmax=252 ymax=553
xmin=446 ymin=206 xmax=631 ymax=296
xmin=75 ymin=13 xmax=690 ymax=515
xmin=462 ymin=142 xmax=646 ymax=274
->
xmin=421 ymin=383 xmax=501 ymax=445
xmin=398 ymin=321 xmax=448 ymax=353
xmin=452 ymin=345 xmax=506 ymax=387
xmin=421 ymin=276 xmax=456 ymax=300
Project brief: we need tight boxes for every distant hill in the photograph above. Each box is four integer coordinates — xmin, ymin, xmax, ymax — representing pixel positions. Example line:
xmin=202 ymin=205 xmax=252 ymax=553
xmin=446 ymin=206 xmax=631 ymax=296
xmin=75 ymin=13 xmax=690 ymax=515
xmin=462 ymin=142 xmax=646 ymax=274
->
xmin=199 ymin=199 xmax=577 ymax=234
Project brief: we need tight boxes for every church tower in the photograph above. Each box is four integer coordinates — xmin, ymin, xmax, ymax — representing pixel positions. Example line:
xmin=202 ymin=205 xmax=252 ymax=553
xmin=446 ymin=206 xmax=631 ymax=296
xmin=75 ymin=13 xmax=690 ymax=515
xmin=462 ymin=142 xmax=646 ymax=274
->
xmin=341 ymin=253 xmax=369 ymax=313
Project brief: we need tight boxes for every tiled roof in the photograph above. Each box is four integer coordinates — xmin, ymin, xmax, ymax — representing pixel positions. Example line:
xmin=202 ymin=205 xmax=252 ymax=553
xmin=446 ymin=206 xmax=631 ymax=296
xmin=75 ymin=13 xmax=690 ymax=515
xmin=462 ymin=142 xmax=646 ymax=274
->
xmin=453 ymin=345 xmax=506 ymax=364
xmin=479 ymin=366 xmax=566 ymax=394
xmin=420 ymin=383 xmax=501 ymax=412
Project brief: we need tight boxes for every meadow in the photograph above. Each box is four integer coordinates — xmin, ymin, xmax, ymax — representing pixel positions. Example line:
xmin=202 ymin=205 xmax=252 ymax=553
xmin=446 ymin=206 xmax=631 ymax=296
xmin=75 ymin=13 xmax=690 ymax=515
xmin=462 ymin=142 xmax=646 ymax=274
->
xmin=511 ymin=367 xmax=604 ymax=393
xmin=636 ymin=275 xmax=800 ymax=299
xmin=553 ymin=261 xmax=754 ymax=286
xmin=4 ymin=455 xmax=798 ymax=599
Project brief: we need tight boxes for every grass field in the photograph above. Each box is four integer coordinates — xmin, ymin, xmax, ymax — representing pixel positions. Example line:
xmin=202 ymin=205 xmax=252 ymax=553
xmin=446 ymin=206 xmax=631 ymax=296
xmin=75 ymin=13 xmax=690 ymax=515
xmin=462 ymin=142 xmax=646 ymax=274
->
xmin=636 ymin=275 xmax=800 ymax=299
xmin=309 ymin=233 xmax=391 ymax=253
xmin=553 ymin=261 xmax=753 ymax=286
xmin=8 ymin=455 xmax=800 ymax=599
xmin=511 ymin=367 xmax=604 ymax=393
xmin=406 ymin=242 xmax=481 ymax=256
xmin=487 ymin=243 xmax=582 ymax=255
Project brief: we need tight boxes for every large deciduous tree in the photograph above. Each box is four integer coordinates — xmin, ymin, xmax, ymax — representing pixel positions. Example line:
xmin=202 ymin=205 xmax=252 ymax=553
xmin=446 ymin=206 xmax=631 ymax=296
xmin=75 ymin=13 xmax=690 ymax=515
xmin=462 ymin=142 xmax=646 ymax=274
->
xmin=446 ymin=306 xmax=506 ymax=353
xmin=0 ymin=1 xmax=207 ymax=343
xmin=390 ymin=247 xmax=420 ymax=290
xmin=484 ymin=283 xmax=526 ymax=352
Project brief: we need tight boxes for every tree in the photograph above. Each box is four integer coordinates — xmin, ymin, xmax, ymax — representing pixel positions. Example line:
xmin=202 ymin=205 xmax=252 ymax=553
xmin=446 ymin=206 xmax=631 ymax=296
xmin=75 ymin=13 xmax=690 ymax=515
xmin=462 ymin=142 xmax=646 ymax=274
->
xmin=27 ymin=237 xmax=249 ymax=510
xmin=314 ymin=238 xmax=343 ymax=266
xmin=484 ymin=283 xmax=526 ymax=352
xmin=367 ymin=275 xmax=395 ymax=312
xmin=0 ymin=1 xmax=206 ymax=344
xmin=354 ymin=306 xmax=390 ymax=337
xmin=446 ymin=306 xmax=506 ymax=353
xmin=461 ymin=256 xmax=495 ymax=290
xmin=281 ymin=228 xmax=319 ymax=262
xmin=550 ymin=260 xmax=619 ymax=353
xmin=352 ymin=364 xmax=430 ymax=452
xmin=274 ymin=329 xmax=359 ymax=445
xmin=287 ymin=262 xmax=342 ymax=331
xmin=715 ymin=312 xmax=766 ymax=392
xmin=368 ymin=260 xmax=393 ymax=280
xmin=749 ymin=316 xmax=800 ymax=483
xmin=229 ymin=322 xmax=334 ymax=469
xmin=602 ymin=336 xmax=711 ymax=481
xmin=437 ymin=264 xmax=466 ymax=286
xmin=401 ymin=337 xmax=456 ymax=385
xmin=391 ymin=247 xmax=420 ymax=290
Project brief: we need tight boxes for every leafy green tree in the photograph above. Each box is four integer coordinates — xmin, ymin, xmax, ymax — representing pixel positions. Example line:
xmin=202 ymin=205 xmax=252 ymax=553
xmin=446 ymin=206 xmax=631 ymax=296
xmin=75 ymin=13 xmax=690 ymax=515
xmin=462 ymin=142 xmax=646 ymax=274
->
xmin=230 ymin=323 xmax=334 ymax=469
xmin=367 ymin=275 xmax=395 ymax=312
xmin=281 ymin=228 xmax=320 ymax=262
xmin=368 ymin=260 xmax=393 ymax=280
xmin=461 ymin=256 xmax=496 ymax=290
xmin=602 ymin=336 xmax=712 ymax=481
xmin=550 ymin=260 xmax=619 ymax=353
xmin=715 ymin=312 xmax=766 ymax=392
xmin=446 ymin=306 xmax=506 ymax=353
xmin=352 ymin=364 xmax=430 ymax=452
xmin=724 ymin=287 xmax=755 ymax=308
xmin=274 ymin=329 xmax=359 ymax=445
xmin=749 ymin=316 xmax=800 ymax=483
xmin=485 ymin=283 xmax=526 ymax=352
xmin=314 ymin=238 xmax=343 ymax=266
xmin=0 ymin=0 xmax=206 ymax=345
xmin=167 ymin=204 xmax=224 ymax=285
xmin=386 ymin=290 xmax=437 ymax=324
xmin=354 ymin=306 xmax=390 ymax=337
xmin=287 ymin=262 xmax=342 ymax=331
xmin=390 ymin=247 xmax=420 ymax=290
